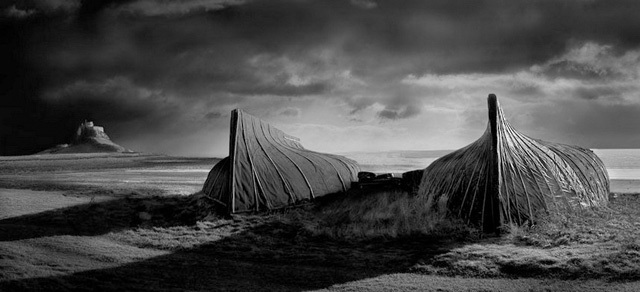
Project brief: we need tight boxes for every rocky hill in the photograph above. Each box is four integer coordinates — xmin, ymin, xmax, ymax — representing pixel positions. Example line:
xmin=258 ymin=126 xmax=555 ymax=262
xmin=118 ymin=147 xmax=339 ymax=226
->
xmin=38 ymin=121 xmax=133 ymax=154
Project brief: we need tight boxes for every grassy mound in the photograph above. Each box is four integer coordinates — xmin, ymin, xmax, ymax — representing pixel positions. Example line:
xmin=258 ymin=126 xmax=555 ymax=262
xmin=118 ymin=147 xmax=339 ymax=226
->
xmin=298 ymin=188 xmax=477 ymax=241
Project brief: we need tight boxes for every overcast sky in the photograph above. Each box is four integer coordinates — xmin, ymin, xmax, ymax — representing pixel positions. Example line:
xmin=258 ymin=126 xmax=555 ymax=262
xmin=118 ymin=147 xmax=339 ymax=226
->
xmin=2 ymin=0 xmax=640 ymax=157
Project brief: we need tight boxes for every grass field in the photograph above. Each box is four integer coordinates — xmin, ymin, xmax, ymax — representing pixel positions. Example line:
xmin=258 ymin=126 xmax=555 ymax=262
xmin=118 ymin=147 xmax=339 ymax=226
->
xmin=1 ymin=153 xmax=640 ymax=291
xmin=413 ymin=194 xmax=640 ymax=281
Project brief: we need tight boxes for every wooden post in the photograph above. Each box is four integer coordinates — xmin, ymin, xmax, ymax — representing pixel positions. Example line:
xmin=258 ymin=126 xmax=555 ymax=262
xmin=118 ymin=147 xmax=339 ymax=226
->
xmin=486 ymin=94 xmax=501 ymax=232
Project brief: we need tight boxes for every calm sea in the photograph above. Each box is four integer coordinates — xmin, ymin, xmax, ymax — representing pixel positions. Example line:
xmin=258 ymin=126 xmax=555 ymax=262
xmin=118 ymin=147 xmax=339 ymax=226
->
xmin=342 ymin=149 xmax=640 ymax=193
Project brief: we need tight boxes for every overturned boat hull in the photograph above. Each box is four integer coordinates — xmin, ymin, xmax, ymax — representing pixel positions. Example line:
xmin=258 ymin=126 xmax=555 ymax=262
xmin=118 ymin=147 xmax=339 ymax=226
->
xmin=418 ymin=95 xmax=609 ymax=231
xmin=203 ymin=109 xmax=360 ymax=213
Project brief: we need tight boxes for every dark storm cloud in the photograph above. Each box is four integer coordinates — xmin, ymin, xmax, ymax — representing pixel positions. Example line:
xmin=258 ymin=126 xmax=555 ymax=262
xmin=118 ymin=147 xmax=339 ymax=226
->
xmin=377 ymin=106 xmax=419 ymax=120
xmin=543 ymin=60 xmax=620 ymax=80
xmin=346 ymin=96 xmax=376 ymax=114
xmin=1 ymin=0 xmax=81 ymax=15
xmin=375 ymin=89 xmax=424 ymax=120
xmin=333 ymin=0 xmax=640 ymax=78
xmin=349 ymin=0 xmax=377 ymax=10
xmin=3 ymin=0 xmax=640 ymax=155
xmin=528 ymin=100 xmax=640 ymax=149
xmin=573 ymin=86 xmax=622 ymax=101
xmin=3 ymin=5 xmax=36 ymax=18
xmin=43 ymin=78 xmax=179 ymax=123
xmin=117 ymin=0 xmax=247 ymax=16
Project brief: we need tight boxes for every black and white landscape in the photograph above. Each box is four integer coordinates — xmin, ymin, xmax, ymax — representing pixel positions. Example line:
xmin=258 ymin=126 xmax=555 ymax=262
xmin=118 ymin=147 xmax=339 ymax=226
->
xmin=2 ymin=1 xmax=640 ymax=291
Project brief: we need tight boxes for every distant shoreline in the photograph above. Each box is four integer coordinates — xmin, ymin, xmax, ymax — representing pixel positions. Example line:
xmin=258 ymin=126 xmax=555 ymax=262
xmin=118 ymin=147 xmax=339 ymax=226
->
xmin=609 ymin=179 xmax=640 ymax=194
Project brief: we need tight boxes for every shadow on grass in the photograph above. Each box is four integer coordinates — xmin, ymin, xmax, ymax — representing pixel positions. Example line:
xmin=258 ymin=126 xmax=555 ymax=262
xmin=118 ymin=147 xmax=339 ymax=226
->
xmin=1 ymin=224 xmax=457 ymax=291
xmin=0 ymin=195 xmax=198 ymax=241
xmin=0 ymin=191 xmax=461 ymax=291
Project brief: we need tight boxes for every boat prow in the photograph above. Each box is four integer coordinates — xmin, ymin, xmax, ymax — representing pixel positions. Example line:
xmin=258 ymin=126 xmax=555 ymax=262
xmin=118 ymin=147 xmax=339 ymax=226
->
xmin=418 ymin=94 xmax=609 ymax=231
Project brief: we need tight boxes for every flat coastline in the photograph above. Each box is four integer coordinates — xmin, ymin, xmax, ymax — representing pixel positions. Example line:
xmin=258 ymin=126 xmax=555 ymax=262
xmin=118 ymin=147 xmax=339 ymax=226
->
xmin=1 ymin=153 xmax=639 ymax=291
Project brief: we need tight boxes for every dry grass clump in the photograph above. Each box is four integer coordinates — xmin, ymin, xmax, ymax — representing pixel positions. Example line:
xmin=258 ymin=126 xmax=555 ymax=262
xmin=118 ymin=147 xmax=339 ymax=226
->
xmin=505 ymin=193 xmax=640 ymax=248
xmin=108 ymin=216 xmax=269 ymax=250
xmin=289 ymin=188 xmax=478 ymax=241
